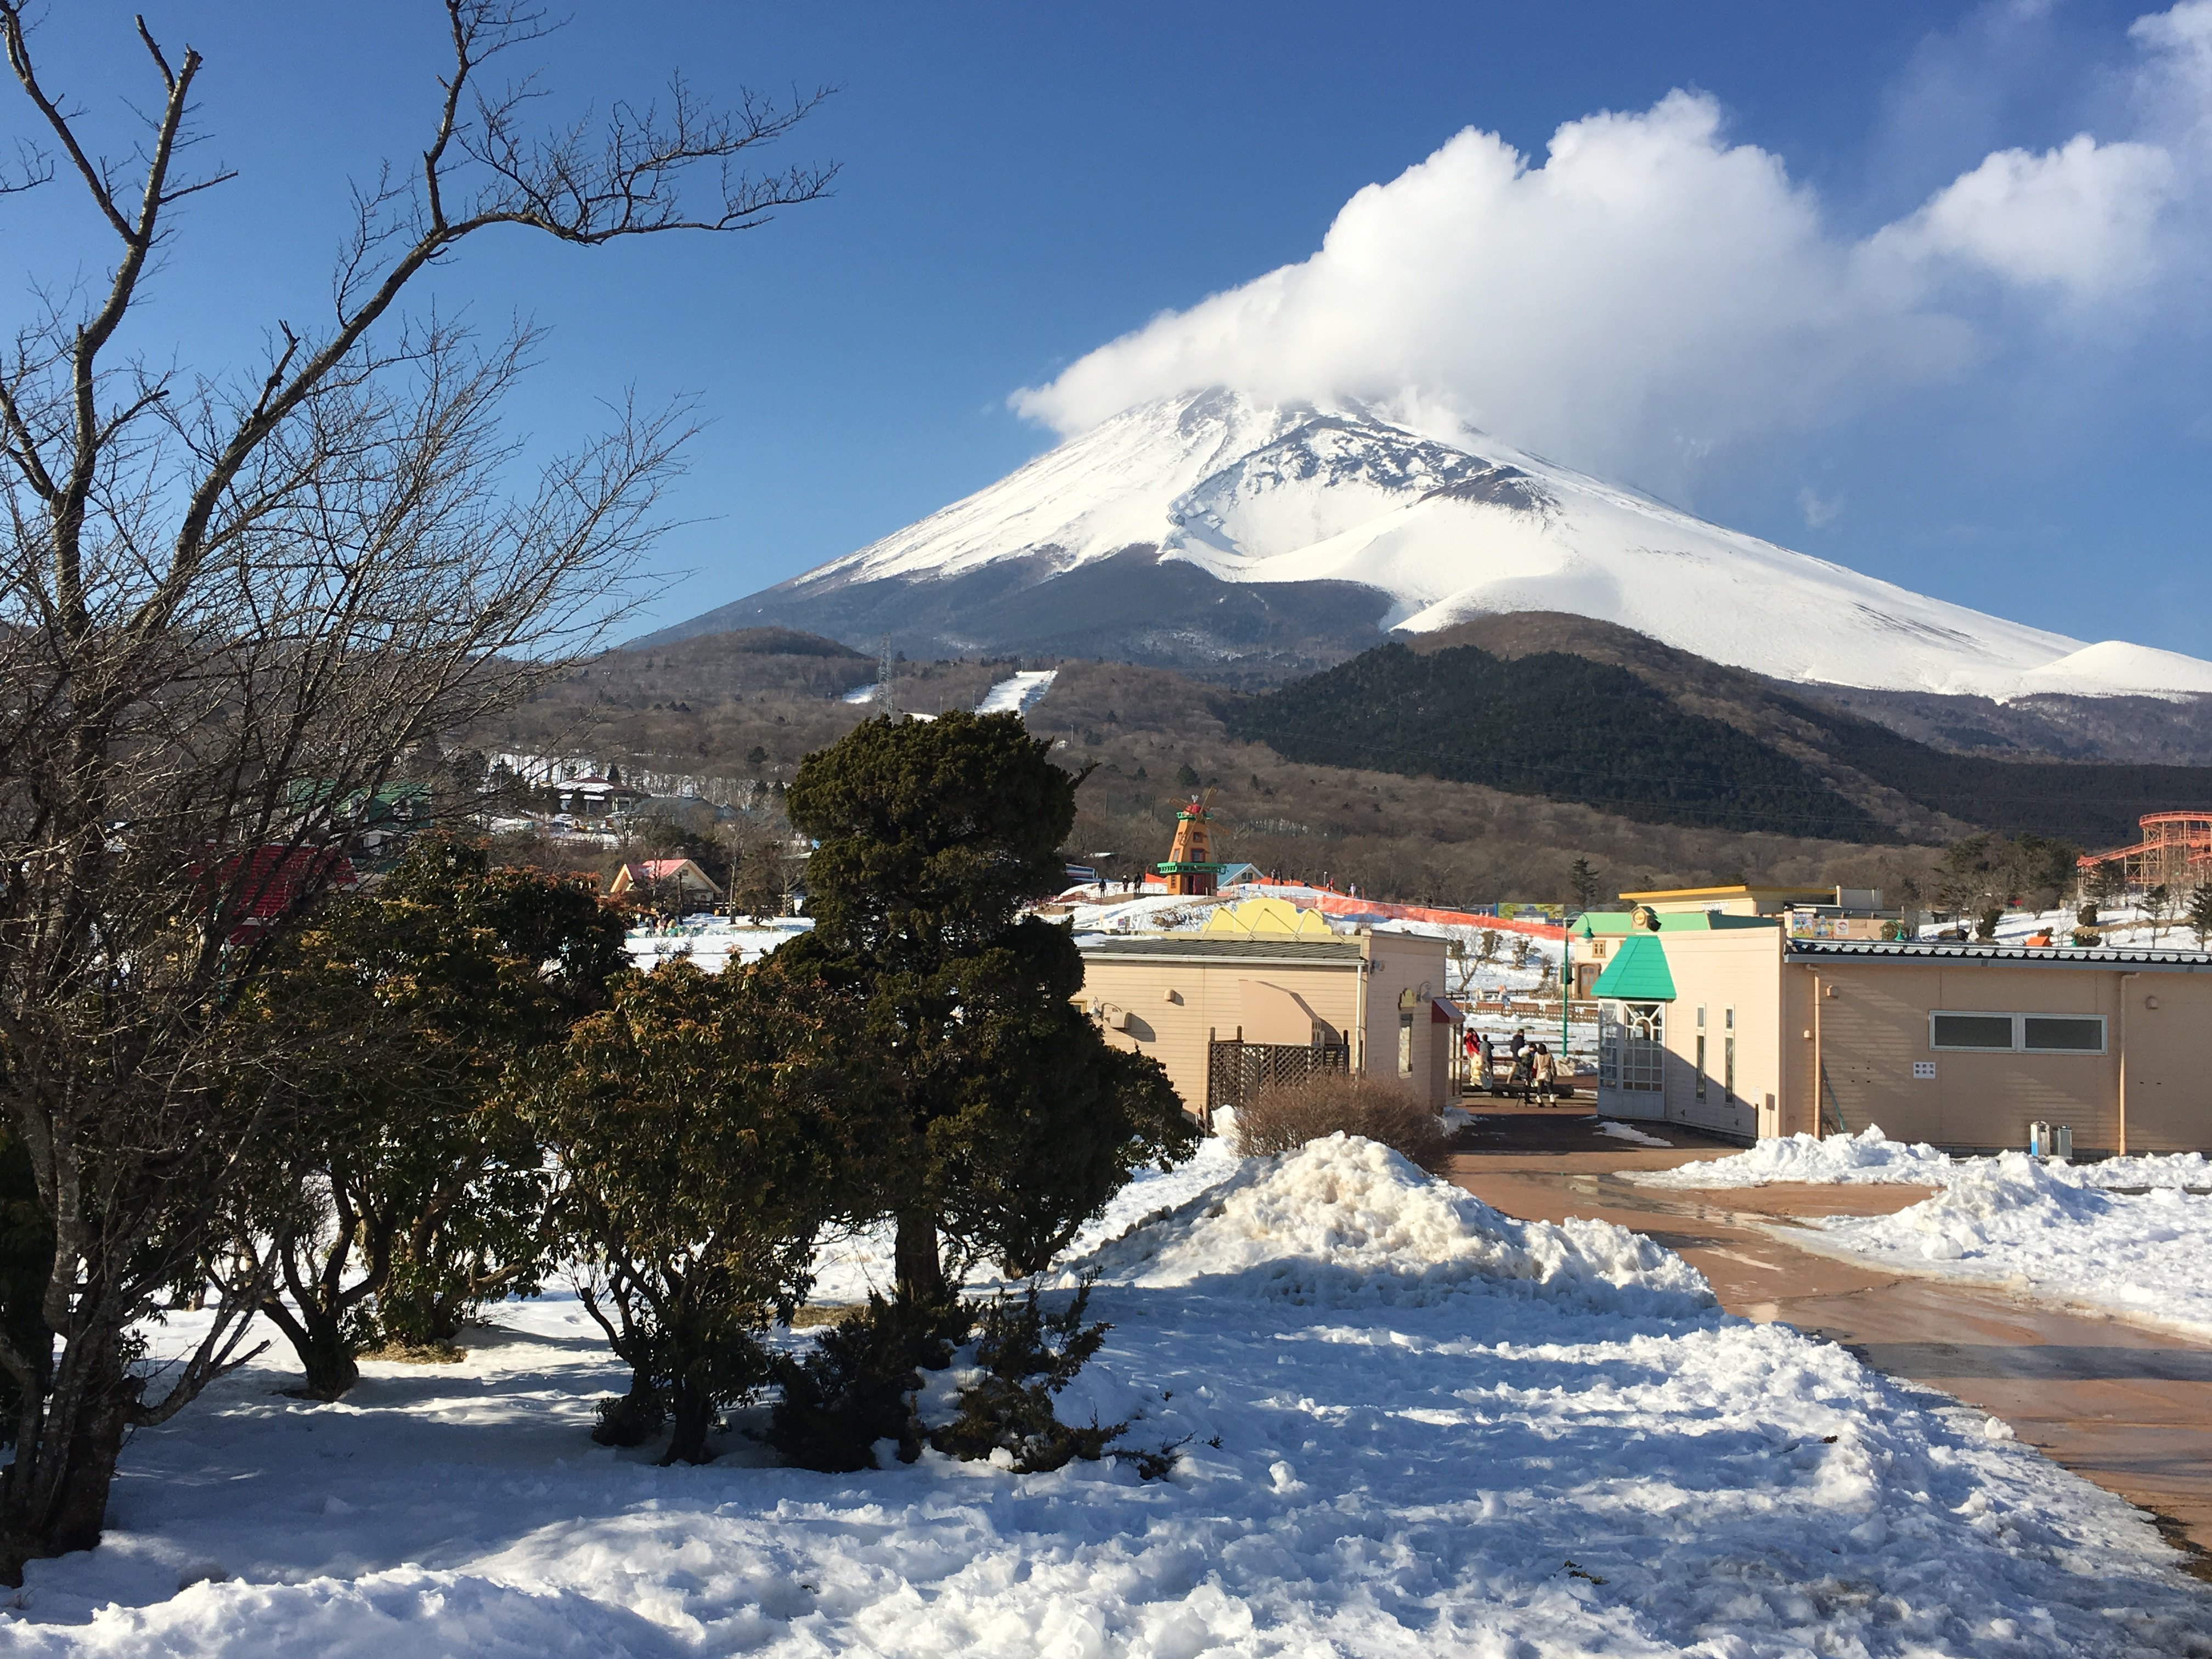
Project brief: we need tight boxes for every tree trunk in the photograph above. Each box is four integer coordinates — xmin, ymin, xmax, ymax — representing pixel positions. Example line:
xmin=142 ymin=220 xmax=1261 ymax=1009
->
xmin=590 ymin=1368 xmax=664 ymax=1447
xmin=261 ymin=1296 xmax=360 ymax=1401
xmin=661 ymin=1377 xmax=715 ymax=1466
xmin=0 ymin=1326 xmax=133 ymax=1587
xmin=421 ymin=1296 xmax=464 ymax=1345
xmin=290 ymin=1312 xmax=361 ymax=1402
xmin=893 ymin=1207 xmax=945 ymax=1307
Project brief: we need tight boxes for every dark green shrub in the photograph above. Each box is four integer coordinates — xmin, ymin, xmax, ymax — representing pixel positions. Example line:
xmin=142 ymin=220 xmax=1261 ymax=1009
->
xmin=771 ymin=1292 xmax=970 ymax=1471
xmin=928 ymin=1278 xmax=1123 ymax=1474
xmin=592 ymin=1376 xmax=667 ymax=1448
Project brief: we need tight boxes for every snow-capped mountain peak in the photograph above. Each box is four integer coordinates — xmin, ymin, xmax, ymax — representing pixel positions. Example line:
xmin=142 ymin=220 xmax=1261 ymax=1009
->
xmin=662 ymin=388 xmax=2212 ymax=700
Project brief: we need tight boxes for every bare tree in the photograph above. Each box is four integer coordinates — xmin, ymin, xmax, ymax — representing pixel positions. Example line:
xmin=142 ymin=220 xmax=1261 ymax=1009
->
xmin=0 ymin=1 xmax=829 ymax=1577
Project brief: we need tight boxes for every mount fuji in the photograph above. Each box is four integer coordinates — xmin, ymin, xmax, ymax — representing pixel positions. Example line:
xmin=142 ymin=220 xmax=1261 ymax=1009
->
xmin=644 ymin=388 xmax=2212 ymax=700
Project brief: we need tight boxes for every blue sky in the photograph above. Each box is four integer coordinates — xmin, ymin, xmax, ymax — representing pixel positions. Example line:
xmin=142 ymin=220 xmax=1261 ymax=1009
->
xmin=7 ymin=3 xmax=2209 ymax=656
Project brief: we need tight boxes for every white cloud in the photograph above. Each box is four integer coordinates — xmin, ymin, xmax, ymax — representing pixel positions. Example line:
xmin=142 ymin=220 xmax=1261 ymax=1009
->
xmin=1015 ymin=4 xmax=2212 ymax=490
xmin=1876 ymin=134 xmax=2176 ymax=291
xmin=1798 ymin=486 xmax=1843 ymax=529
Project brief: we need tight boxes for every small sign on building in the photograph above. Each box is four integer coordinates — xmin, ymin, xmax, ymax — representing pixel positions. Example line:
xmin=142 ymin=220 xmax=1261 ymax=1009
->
xmin=1912 ymin=1061 xmax=1936 ymax=1080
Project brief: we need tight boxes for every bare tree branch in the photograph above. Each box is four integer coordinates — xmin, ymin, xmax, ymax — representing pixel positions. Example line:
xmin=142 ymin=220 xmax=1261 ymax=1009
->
xmin=0 ymin=0 xmax=828 ymax=1576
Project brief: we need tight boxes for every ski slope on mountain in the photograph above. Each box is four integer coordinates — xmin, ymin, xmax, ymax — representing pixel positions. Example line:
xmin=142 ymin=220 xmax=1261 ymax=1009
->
xmin=787 ymin=388 xmax=2212 ymax=699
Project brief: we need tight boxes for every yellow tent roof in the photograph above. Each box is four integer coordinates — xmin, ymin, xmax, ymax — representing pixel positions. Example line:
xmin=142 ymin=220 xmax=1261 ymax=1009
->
xmin=1200 ymin=895 xmax=1335 ymax=940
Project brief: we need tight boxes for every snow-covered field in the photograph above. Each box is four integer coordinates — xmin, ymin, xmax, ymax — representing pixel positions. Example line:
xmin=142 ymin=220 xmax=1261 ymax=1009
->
xmin=625 ymin=917 xmax=815 ymax=975
xmin=809 ymin=1135 xmax=1246 ymax=1306
xmin=10 ymin=1137 xmax=2212 ymax=1656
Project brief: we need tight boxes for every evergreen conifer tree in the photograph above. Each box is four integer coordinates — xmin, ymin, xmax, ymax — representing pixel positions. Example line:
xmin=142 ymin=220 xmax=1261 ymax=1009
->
xmin=1568 ymin=858 xmax=1602 ymax=912
xmin=778 ymin=713 xmax=1194 ymax=1305
xmin=2190 ymin=885 xmax=2212 ymax=950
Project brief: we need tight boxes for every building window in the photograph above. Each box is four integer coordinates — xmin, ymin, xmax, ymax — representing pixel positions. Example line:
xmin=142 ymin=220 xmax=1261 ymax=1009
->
xmin=1724 ymin=1035 xmax=1736 ymax=1099
xmin=1397 ymin=1012 xmax=1414 ymax=1076
xmin=1695 ymin=1036 xmax=1707 ymax=1100
xmin=1616 ymin=1001 xmax=1664 ymax=1091
xmin=2024 ymin=1017 xmax=2104 ymax=1052
xmin=1929 ymin=1012 xmax=2105 ymax=1054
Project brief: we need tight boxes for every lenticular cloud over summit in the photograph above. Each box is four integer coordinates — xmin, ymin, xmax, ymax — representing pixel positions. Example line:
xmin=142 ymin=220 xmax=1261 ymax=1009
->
xmin=1016 ymin=2 xmax=2212 ymax=487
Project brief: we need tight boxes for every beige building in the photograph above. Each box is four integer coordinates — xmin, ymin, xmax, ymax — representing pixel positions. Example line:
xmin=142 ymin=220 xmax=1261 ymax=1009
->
xmin=1077 ymin=910 xmax=1457 ymax=1120
xmin=607 ymin=857 xmax=722 ymax=909
xmin=1593 ymin=923 xmax=2212 ymax=1154
xmin=1617 ymin=883 xmax=1837 ymax=917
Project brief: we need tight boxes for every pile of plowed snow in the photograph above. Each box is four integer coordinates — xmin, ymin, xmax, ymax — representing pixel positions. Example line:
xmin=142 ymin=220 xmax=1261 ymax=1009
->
xmin=1804 ymin=1151 xmax=2212 ymax=1336
xmin=1632 ymin=1125 xmax=1953 ymax=1188
xmin=1080 ymin=1132 xmax=1711 ymax=1315
xmin=2076 ymin=1150 xmax=2212 ymax=1189
xmin=1634 ymin=1126 xmax=2212 ymax=1192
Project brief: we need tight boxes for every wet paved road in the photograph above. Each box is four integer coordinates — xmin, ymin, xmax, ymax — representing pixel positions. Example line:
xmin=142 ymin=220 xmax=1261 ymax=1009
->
xmin=1447 ymin=1104 xmax=2212 ymax=1568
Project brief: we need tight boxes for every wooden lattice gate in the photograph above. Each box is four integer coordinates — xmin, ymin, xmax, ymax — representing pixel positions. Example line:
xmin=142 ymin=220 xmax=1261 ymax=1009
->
xmin=1206 ymin=1036 xmax=1350 ymax=1123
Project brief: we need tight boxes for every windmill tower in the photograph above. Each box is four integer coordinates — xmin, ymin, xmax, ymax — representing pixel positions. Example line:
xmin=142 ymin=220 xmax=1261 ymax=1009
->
xmin=1155 ymin=791 xmax=1225 ymax=896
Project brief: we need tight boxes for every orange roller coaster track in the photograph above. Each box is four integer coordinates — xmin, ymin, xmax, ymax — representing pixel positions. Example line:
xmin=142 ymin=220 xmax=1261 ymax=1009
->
xmin=2078 ymin=812 xmax=2212 ymax=888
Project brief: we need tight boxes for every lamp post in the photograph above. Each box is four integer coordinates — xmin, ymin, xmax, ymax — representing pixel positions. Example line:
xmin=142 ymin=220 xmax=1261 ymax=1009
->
xmin=1560 ymin=925 xmax=1571 ymax=1068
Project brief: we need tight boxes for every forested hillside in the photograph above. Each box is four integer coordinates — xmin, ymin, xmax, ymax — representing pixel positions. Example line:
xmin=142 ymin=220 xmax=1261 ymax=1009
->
xmin=1784 ymin=706 xmax=2212 ymax=851
xmin=1229 ymin=642 xmax=1893 ymax=841
xmin=462 ymin=617 xmax=2212 ymax=908
xmin=1030 ymin=661 xmax=1936 ymax=909
xmin=486 ymin=629 xmax=1012 ymax=781
xmin=1236 ymin=621 xmax=2212 ymax=851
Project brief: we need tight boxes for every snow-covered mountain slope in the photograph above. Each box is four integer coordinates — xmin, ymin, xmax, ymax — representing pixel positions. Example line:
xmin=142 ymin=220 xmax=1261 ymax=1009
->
xmin=661 ymin=388 xmax=2212 ymax=699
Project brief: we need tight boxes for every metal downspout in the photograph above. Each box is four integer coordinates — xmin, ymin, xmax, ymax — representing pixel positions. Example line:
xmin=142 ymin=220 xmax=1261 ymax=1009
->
xmin=2119 ymin=971 xmax=2136 ymax=1155
xmin=1353 ymin=936 xmax=1369 ymax=1077
xmin=1811 ymin=969 xmax=1831 ymax=1137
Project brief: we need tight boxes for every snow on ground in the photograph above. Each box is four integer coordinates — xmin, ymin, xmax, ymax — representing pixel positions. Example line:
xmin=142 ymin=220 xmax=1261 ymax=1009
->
xmin=625 ymin=917 xmax=814 ymax=975
xmin=973 ymin=669 xmax=1058 ymax=715
xmin=1595 ymin=1121 xmax=1674 ymax=1148
xmin=1634 ymin=1127 xmax=2212 ymax=1192
xmin=1065 ymin=891 xmax=1225 ymax=935
xmin=1632 ymin=1130 xmax=2212 ymax=1336
xmin=2078 ymin=1150 xmax=2212 ymax=1188
xmin=1796 ymin=1152 xmax=2212 ymax=1341
xmin=1922 ymin=898 xmax=2210 ymax=955
xmin=10 ymin=1137 xmax=2212 ymax=1656
xmin=1631 ymin=1126 xmax=1956 ymax=1189
xmin=809 ymin=1134 xmax=1245 ymax=1306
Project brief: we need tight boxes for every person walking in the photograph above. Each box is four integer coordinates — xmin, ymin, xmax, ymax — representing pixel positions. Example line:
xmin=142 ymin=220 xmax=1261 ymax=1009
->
xmin=1530 ymin=1042 xmax=1559 ymax=1108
